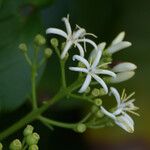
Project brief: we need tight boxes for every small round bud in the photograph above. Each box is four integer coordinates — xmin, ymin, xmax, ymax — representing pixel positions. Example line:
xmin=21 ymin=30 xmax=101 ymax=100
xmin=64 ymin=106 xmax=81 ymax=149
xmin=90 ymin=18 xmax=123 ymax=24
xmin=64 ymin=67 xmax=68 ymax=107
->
xmin=34 ymin=34 xmax=46 ymax=46
xmin=76 ymin=124 xmax=86 ymax=133
xmin=28 ymin=144 xmax=39 ymax=150
xmin=19 ymin=43 xmax=27 ymax=53
xmin=50 ymin=38 xmax=58 ymax=47
xmin=23 ymin=125 xmax=34 ymax=136
xmin=44 ymin=48 xmax=52 ymax=58
xmin=0 ymin=143 xmax=3 ymax=150
xmin=94 ymin=98 xmax=102 ymax=106
xmin=91 ymin=88 xmax=100 ymax=97
xmin=25 ymin=132 xmax=40 ymax=146
xmin=96 ymin=111 xmax=104 ymax=118
xmin=99 ymin=88 xmax=107 ymax=96
xmin=9 ymin=139 xmax=22 ymax=150
xmin=85 ymin=87 xmax=91 ymax=93
xmin=91 ymin=105 xmax=99 ymax=113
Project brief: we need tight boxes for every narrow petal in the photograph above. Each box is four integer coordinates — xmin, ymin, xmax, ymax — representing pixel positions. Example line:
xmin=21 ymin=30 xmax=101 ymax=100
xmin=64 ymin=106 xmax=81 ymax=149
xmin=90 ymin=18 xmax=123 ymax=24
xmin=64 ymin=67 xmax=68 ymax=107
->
xmin=94 ymin=69 xmax=116 ymax=78
xmin=91 ymin=74 xmax=108 ymax=93
xmin=61 ymin=40 xmax=72 ymax=59
xmin=69 ymin=67 xmax=88 ymax=73
xmin=110 ymin=87 xmax=121 ymax=106
xmin=107 ymin=41 xmax=132 ymax=54
xmin=79 ymin=75 xmax=91 ymax=93
xmin=72 ymin=55 xmax=90 ymax=69
xmin=97 ymin=42 xmax=106 ymax=51
xmin=112 ymin=62 xmax=137 ymax=73
xmin=76 ymin=43 xmax=85 ymax=57
xmin=91 ymin=49 xmax=102 ymax=69
xmin=73 ymin=28 xmax=86 ymax=39
xmin=101 ymin=106 xmax=116 ymax=120
xmin=62 ymin=16 xmax=72 ymax=36
xmin=78 ymin=38 xmax=98 ymax=50
xmin=112 ymin=31 xmax=125 ymax=45
xmin=46 ymin=28 xmax=68 ymax=38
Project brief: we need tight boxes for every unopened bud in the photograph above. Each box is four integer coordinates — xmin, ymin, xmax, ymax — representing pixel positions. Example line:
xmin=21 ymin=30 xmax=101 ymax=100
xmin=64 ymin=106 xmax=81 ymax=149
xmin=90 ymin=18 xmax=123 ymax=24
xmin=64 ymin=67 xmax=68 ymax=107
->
xmin=94 ymin=98 xmax=102 ymax=106
xmin=91 ymin=105 xmax=99 ymax=113
xmin=111 ymin=71 xmax=135 ymax=83
xmin=25 ymin=132 xmax=40 ymax=146
xmin=50 ymin=38 xmax=58 ymax=47
xmin=23 ymin=125 xmax=34 ymax=136
xmin=34 ymin=34 xmax=46 ymax=46
xmin=19 ymin=43 xmax=27 ymax=53
xmin=0 ymin=143 xmax=3 ymax=150
xmin=91 ymin=88 xmax=100 ymax=97
xmin=9 ymin=139 xmax=22 ymax=150
xmin=44 ymin=48 xmax=52 ymax=58
xmin=99 ymin=88 xmax=107 ymax=96
xmin=28 ymin=145 xmax=39 ymax=150
xmin=76 ymin=123 xmax=86 ymax=133
xmin=96 ymin=110 xmax=104 ymax=118
xmin=85 ymin=87 xmax=91 ymax=93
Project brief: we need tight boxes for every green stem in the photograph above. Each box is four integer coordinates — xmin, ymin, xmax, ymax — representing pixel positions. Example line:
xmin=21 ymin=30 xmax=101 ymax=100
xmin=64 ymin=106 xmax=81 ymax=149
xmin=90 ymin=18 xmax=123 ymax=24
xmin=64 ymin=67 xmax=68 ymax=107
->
xmin=38 ymin=116 xmax=77 ymax=130
xmin=60 ymin=60 xmax=66 ymax=88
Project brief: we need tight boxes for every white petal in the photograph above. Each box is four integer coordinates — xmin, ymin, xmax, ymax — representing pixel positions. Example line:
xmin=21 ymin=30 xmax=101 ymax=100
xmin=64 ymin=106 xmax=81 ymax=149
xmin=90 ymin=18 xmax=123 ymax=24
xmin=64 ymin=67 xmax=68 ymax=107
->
xmin=76 ymin=43 xmax=85 ymax=57
xmin=69 ymin=67 xmax=88 ymax=73
xmin=97 ymin=42 xmax=106 ymax=51
xmin=78 ymin=38 xmax=98 ymax=50
xmin=112 ymin=31 xmax=125 ymax=45
xmin=79 ymin=75 xmax=92 ymax=93
xmin=62 ymin=16 xmax=72 ymax=36
xmin=107 ymin=41 xmax=132 ymax=54
xmin=112 ymin=62 xmax=137 ymax=72
xmin=91 ymin=49 xmax=102 ymax=69
xmin=72 ymin=55 xmax=90 ymax=69
xmin=110 ymin=87 xmax=121 ymax=106
xmin=110 ymin=71 xmax=135 ymax=83
xmin=94 ymin=69 xmax=116 ymax=78
xmin=101 ymin=106 xmax=116 ymax=120
xmin=46 ymin=28 xmax=68 ymax=38
xmin=91 ymin=74 xmax=108 ymax=93
xmin=73 ymin=28 xmax=86 ymax=39
xmin=61 ymin=40 xmax=73 ymax=59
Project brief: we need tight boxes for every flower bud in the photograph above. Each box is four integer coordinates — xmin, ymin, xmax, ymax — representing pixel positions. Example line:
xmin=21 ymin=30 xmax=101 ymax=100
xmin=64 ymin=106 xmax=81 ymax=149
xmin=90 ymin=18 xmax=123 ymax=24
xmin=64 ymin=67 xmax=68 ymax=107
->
xmin=99 ymin=88 xmax=107 ymax=96
xmin=85 ymin=87 xmax=91 ymax=93
xmin=50 ymin=38 xmax=58 ymax=47
xmin=76 ymin=123 xmax=86 ymax=133
xmin=9 ymin=139 xmax=22 ymax=150
xmin=28 ymin=145 xmax=39 ymax=150
xmin=25 ymin=133 xmax=40 ymax=146
xmin=19 ymin=43 xmax=28 ymax=53
xmin=112 ymin=62 xmax=137 ymax=72
xmin=94 ymin=98 xmax=102 ymax=106
xmin=110 ymin=71 xmax=135 ymax=83
xmin=44 ymin=48 xmax=52 ymax=58
xmin=34 ymin=34 xmax=46 ymax=46
xmin=23 ymin=125 xmax=34 ymax=136
xmin=91 ymin=105 xmax=99 ymax=113
xmin=91 ymin=88 xmax=100 ymax=97
xmin=111 ymin=31 xmax=125 ymax=45
xmin=0 ymin=143 xmax=3 ymax=150
xmin=96 ymin=111 xmax=104 ymax=118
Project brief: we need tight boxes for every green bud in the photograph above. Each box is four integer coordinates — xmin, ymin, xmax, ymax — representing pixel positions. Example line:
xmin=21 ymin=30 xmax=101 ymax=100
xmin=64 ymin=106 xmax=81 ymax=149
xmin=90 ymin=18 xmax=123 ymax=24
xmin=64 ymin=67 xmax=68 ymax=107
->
xmin=91 ymin=105 xmax=99 ymax=113
xmin=99 ymin=88 xmax=107 ymax=96
xmin=19 ymin=43 xmax=28 ymax=53
xmin=91 ymin=88 xmax=100 ymax=97
xmin=94 ymin=98 xmax=102 ymax=106
xmin=50 ymin=38 xmax=58 ymax=47
xmin=44 ymin=48 xmax=52 ymax=58
xmin=23 ymin=125 xmax=34 ymax=137
xmin=96 ymin=111 xmax=104 ymax=118
xmin=76 ymin=123 xmax=86 ymax=133
xmin=28 ymin=144 xmax=39 ymax=150
xmin=34 ymin=34 xmax=46 ymax=46
xmin=9 ymin=139 xmax=22 ymax=150
xmin=85 ymin=87 xmax=91 ymax=93
xmin=0 ymin=143 xmax=3 ymax=150
xmin=26 ymin=133 xmax=40 ymax=146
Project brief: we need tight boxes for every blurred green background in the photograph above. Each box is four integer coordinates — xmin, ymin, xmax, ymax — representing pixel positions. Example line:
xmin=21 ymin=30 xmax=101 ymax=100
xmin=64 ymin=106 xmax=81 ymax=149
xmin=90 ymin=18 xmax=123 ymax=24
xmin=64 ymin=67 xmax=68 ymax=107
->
xmin=0 ymin=0 xmax=150 ymax=149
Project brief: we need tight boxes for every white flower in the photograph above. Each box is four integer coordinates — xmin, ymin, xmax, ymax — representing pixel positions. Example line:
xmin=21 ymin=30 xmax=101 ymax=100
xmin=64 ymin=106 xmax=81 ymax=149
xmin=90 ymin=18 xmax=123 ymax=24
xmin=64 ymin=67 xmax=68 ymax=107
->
xmin=46 ymin=15 xmax=98 ymax=59
xmin=69 ymin=47 xmax=116 ymax=93
xmin=101 ymin=87 xmax=139 ymax=133
xmin=107 ymin=31 xmax=132 ymax=54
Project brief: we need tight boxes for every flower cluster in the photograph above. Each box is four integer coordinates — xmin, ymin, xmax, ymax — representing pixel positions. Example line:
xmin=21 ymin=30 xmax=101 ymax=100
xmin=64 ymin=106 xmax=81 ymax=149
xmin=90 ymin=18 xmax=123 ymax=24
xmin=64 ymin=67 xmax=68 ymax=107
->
xmin=46 ymin=15 xmax=138 ymax=133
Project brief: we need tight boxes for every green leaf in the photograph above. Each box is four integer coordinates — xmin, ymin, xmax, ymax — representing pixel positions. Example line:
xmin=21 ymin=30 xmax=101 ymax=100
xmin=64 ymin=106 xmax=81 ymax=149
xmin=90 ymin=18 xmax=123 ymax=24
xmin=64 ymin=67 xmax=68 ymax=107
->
xmin=0 ymin=0 xmax=47 ymax=112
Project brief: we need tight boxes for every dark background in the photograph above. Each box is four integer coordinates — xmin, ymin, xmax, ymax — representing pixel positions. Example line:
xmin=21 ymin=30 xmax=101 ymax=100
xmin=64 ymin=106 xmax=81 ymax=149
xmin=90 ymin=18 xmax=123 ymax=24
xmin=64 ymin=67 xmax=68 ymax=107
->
xmin=0 ymin=0 xmax=150 ymax=149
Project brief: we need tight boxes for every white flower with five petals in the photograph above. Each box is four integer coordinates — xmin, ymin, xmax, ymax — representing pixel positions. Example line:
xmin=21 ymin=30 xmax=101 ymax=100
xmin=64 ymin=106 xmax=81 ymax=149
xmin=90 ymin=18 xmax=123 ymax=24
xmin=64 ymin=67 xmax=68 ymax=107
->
xmin=101 ymin=87 xmax=139 ymax=133
xmin=46 ymin=15 xmax=97 ymax=59
xmin=69 ymin=47 xmax=116 ymax=93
